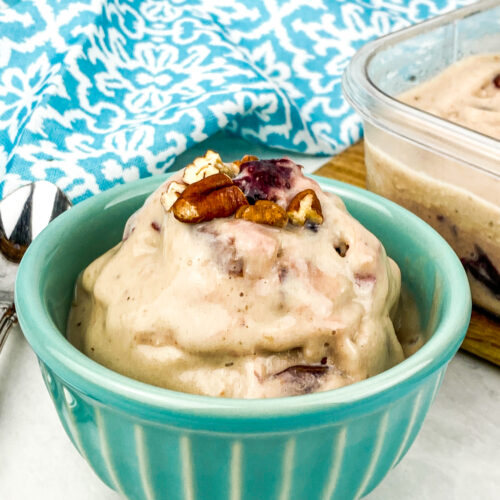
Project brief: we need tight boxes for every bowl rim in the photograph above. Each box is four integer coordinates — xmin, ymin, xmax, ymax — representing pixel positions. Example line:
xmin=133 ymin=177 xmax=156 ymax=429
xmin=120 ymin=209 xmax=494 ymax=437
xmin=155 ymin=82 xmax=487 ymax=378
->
xmin=15 ymin=174 xmax=471 ymax=420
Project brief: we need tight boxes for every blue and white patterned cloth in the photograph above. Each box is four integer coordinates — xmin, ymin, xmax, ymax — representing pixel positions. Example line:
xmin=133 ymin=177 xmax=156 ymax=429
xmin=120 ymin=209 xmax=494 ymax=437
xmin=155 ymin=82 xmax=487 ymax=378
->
xmin=0 ymin=0 xmax=469 ymax=202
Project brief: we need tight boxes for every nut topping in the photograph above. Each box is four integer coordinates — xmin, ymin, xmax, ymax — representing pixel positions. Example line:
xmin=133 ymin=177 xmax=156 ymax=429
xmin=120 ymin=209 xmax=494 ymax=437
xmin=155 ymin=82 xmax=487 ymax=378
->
xmin=235 ymin=200 xmax=288 ymax=228
xmin=183 ymin=150 xmax=240 ymax=183
xmin=181 ymin=172 xmax=232 ymax=197
xmin=183 ymin=150 xmax=224 ymax=184
xmin=286 ymin=189 xmax=323 ymax=226
xmin=160 ymin=181 xmax=186 ymax=211
xmin=172 ymin=173 xmax=248 ymax=224
xmin=233 ymin=154 xmax=258 ymax=166
xmin=167 ymin=156 xmax=324 ymax=228
xmin=218 ymin=160 xmax=241 ymax=178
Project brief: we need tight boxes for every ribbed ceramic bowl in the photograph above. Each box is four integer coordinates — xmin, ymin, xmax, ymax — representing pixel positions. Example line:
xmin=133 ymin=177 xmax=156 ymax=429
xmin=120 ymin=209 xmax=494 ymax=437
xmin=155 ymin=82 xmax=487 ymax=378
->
xmin=16 ymin=175 xmax=471 ymax=500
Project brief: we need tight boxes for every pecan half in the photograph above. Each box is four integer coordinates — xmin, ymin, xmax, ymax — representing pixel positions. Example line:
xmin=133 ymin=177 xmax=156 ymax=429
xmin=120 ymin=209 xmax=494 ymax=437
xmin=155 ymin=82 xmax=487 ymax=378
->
xmin=181 ymin=172 xmax=232 ymax=197
xmin=286 ymin=189 xmax=323 ymax=226
xmin=235 ymin=200 xmax=288 ymax=228
xmin=172 ymin=173 xmax=248 ymax=223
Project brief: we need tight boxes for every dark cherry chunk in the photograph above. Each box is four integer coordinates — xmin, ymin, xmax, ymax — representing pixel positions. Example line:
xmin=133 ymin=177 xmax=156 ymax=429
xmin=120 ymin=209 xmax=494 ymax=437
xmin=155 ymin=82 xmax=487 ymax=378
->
xmin=493 ymin=74 xmax=500 ymax=89
xmin=274 ymin=364 xmax=330 ymax=394
xmin=233 ymin=158 xmax=300 ymax=205
xmin=151 ymin=221 xmax=161 ymax=232
xmin=278 ymin=266 xmax=288 ymax=282
xmin=275 ymin=364 xmax=329 ymax=378
xmin=461 ymin=246 xmax=500 ymax=298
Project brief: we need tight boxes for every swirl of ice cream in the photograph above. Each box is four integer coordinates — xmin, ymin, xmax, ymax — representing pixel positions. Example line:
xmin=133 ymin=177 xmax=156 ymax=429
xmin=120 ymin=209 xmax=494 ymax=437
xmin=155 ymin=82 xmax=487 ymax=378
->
xmin=68 ymin=155 xmax=412 ymax=398
xmin=401 ymin=54 xmax=500 ymax=141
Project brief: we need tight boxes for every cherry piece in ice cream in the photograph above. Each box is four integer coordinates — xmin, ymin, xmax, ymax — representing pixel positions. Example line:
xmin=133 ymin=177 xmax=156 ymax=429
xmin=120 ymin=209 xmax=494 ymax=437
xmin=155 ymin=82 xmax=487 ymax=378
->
xmin=462 ymin=246 xmax=500 ymax=298
xmin=493 ymin=74 xmax=500 ymax=89
xmin=233 ymin=158 xmax=301 ymax=205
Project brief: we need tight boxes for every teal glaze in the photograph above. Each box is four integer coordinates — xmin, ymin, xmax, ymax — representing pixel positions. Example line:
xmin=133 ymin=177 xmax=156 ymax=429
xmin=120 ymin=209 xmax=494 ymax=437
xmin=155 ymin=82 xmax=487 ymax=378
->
xmin=16 ymin=175 xmax=471 ymax=500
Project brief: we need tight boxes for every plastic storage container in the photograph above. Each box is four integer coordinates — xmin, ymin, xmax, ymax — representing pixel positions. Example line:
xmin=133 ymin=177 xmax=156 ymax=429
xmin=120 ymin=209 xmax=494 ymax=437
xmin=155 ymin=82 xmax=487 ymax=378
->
xmin=343 ymin=0 xmax=500 ymax=316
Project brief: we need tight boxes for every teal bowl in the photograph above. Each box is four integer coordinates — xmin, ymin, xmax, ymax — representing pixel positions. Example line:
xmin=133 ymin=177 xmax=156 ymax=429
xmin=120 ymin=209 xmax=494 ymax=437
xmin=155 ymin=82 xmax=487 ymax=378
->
xmin=15 ymin=175 xmax=471 ymax=500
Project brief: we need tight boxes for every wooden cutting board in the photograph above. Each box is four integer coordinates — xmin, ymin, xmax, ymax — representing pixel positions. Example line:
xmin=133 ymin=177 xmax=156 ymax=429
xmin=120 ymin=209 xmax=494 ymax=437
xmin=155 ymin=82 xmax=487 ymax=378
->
xmin=315 ymin=141 xmax=500 ymax=366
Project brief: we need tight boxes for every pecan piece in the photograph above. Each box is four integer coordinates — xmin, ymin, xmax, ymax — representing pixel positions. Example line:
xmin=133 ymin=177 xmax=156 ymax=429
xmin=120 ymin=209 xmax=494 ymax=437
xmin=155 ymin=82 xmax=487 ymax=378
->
xmin=286 ymin=189 xmax=323 ymax=226
xmin=160 ymin=181 xmax=186 ymax=211
xmin=183 ymin=150 xmax=241 ymax=182
xmin=172 ymin=173 xmax=248 ymax=223
xmin=183 ymin=150 xmax=224 ymax=184
xmin=233 ymin=154 xmax=259 ymax=166
xmin=235 ymin=200 xmax=288 ymax=228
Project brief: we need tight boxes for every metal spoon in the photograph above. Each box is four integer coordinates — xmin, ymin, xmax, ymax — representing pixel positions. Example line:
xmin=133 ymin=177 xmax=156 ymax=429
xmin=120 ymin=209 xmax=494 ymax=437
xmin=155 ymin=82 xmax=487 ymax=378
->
xmin=0 ymin=181 xmax=72 ymax=352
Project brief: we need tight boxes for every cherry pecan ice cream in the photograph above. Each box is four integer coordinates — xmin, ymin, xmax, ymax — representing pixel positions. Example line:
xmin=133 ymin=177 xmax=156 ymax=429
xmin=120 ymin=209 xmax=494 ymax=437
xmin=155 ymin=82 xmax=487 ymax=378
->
xmin=68 ymin=152 xmax=418 ymax=398
xmin=366 ymin=54 xmax=500 ymax=315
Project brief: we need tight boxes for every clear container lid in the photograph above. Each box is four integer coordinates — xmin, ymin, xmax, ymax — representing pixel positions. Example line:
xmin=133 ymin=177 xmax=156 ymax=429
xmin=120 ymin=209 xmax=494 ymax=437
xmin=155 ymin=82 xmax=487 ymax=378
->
xmin=343 ymin=0 xmax=500 ymax=180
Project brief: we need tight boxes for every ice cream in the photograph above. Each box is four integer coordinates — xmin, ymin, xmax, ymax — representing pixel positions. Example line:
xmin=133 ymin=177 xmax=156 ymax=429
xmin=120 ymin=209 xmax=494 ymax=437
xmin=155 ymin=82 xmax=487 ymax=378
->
xmin=365 ymin=54 xmax=500 ymax=316
xmin=400 ymin=54 xmax=500 ymax=141
xmin=68 ymin=152 xmax=420 ymax=398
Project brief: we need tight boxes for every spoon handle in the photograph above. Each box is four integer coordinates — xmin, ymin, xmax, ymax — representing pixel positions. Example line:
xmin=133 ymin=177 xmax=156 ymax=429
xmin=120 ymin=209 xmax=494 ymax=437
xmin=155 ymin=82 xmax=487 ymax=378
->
xmin=0 ymin=302 xmax=17 ymax=353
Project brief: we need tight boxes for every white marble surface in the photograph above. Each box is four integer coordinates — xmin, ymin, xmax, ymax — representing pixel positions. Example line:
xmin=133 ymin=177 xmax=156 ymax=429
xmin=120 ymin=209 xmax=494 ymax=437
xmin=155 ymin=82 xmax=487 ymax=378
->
xmin=1 ymin=327 xmax=499 ymax=500
xmin=1 ymin=135 xmax=499 ymax=499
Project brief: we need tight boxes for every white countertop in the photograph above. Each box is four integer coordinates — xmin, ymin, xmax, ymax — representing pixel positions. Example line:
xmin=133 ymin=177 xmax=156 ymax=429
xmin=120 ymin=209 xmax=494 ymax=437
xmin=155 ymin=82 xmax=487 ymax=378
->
xmin=1 ymin=135 xmax=499 ymax=499
xmin=1 ymin=327 xmax=499 ymax=500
